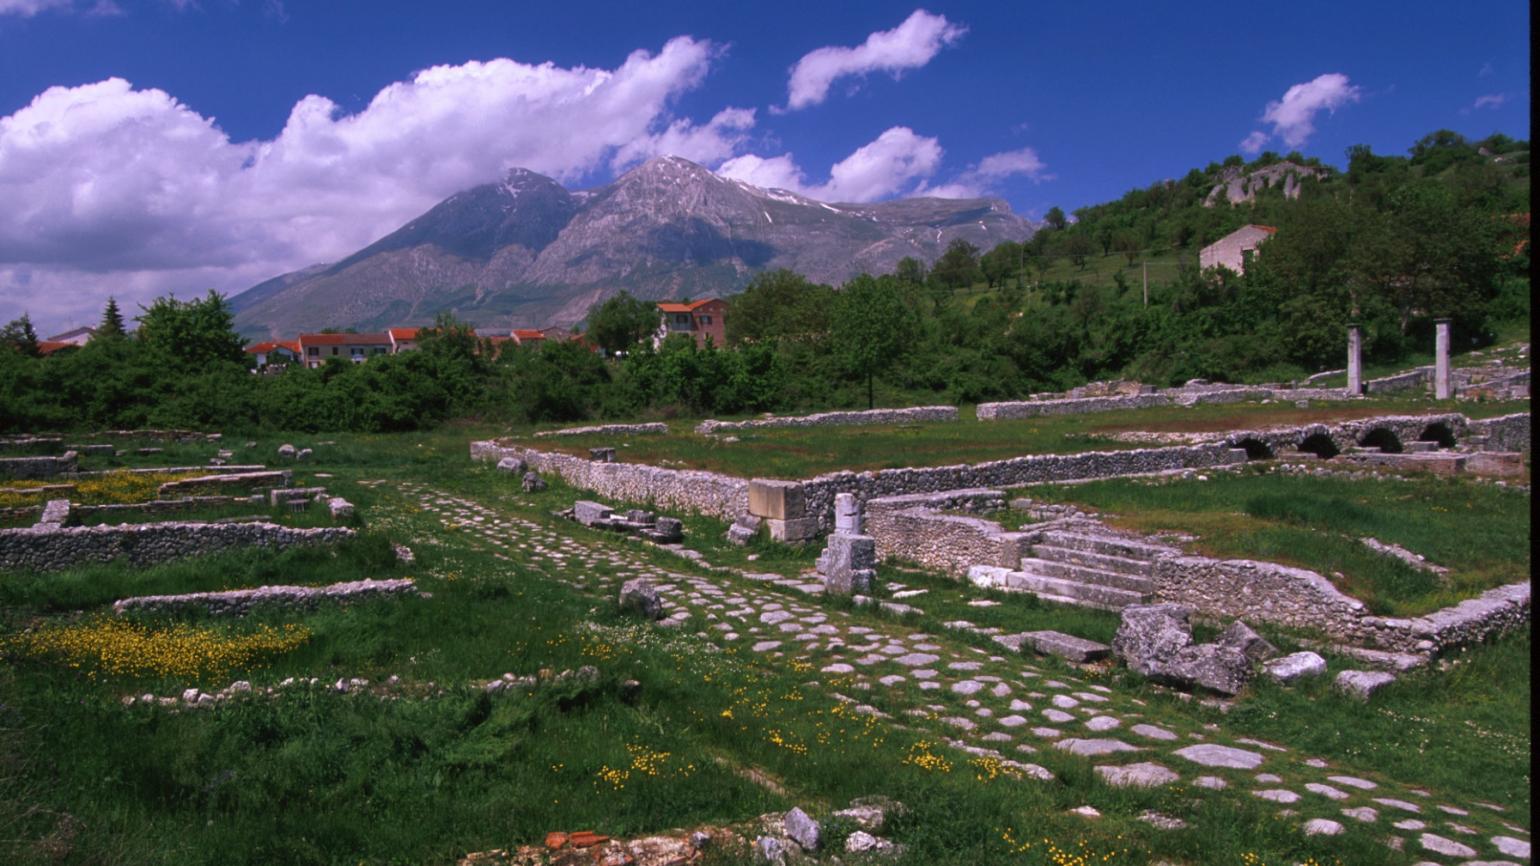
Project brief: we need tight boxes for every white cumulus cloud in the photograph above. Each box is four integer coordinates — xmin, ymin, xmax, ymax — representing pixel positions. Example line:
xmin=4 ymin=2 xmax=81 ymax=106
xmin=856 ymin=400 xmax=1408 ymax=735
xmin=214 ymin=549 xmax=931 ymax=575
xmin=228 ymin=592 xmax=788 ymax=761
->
xmin=0 ymin=37 xmax=732 ymax=330
xmin=784 ymin=9 xmax=965 ymax=111
xmin=718 ymin=126 xmax=943 ymax=202
xmin=1471 ymin=93 xmax=1507 ymax=110
xmin=1245 ymin=73 xmax=1362 ymax=152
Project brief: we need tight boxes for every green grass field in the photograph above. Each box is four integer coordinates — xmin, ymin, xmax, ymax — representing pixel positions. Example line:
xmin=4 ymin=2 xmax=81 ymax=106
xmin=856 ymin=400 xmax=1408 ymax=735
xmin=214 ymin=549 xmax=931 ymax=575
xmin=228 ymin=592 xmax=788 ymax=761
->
xmin=0 ymin=430 xmax=1531 ymax=865
xmin=514 ymin=397 xmax=1529 ymax=479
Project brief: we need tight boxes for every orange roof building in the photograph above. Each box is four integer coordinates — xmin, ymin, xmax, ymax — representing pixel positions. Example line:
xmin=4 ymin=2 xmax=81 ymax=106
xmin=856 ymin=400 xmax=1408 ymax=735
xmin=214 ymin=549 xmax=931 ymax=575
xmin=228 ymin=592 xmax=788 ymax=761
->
xmin=653 ymin=298 xmax=727 ymax=349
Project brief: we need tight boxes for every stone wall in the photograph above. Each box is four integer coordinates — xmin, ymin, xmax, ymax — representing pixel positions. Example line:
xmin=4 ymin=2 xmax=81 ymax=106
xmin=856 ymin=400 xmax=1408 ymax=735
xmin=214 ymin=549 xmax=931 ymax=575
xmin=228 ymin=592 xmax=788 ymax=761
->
xmin=0 ymin=452 xmax=77 ymax=481
xmin=113 ymin=577 xmax=416 ymax=616
xmin=696 ymin=405 xmax=958 ymax=435
xmin=1221 ymin=412 xmax=1473 ymax=456
xmin=470 ymin=441 xmax=749 ymax=520
xmin=534 ymin=422 xmax=670 ymax=438
xmin=0 ymin=522 xmax=354 ymax=572
xmin=865 ymin=489 xmax=1023 ymax=576
xmin=0 ymin=436 xmax=63 ymax=455
xmin=1364 ymin=367 xmax=1432 ymax=395
xmin=1468 ymin=413 xmax=1531 ymax=454
xmin=794 ymin=444 xmax=1249 ymax=531
xmin=977 ymin=386 xmax=1353 ymax=420
xmin=72 ymin=495 xmax=260 ymax=523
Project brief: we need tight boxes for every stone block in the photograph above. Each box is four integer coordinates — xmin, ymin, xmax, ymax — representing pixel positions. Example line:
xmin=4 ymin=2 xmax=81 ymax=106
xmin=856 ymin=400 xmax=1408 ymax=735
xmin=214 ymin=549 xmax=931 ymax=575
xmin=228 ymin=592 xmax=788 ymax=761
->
xmin=573 ymin=500 xmax=612 ymax=526
xmin=1020 ymin=630 xmax=1111 ymax=663
xmin=749 ymin=479 xmax=806 ymax=520
xmin=1334 ymin=669 xmax=1396 ymax=699
xmin=1262 ymin=651 xmax=1327 ymax=684
xmin=651 ymin=517 xmax=684 ymax=542
xmin=766 ymin=516 xmax=818 ymax=543
xmin=824 ymin=568 xmax=874 ymax=596
xmin=1466 ymin=451 xmax=1524 ymax=477
xmin=495 ymin=456 xmax=527 ymax=474
xmin=588 ymin=447 xmax=616 ymax=463
xmin=819 ymin=533 xmax=876 ymax=574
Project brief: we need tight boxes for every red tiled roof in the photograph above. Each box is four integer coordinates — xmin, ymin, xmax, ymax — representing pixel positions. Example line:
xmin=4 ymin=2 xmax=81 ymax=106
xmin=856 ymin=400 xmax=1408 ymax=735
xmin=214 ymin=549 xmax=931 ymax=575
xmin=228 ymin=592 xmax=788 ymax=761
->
xmin=299 ymin=333 xmax=390 ymax=346
xmin=245 ymin=341 xmax=301 ymax=355
xmin=657 ymin=298 xmax=721 ymax=313
xmin=1251 ymin=224 xmax=1278 ymax=234
xmin=388 ymin=327 xmax=421 ymax=341
xmin=512 ymin=329 xmax=546 ymax=340
xmin=37 ymin=340 xmax=75 ymax=355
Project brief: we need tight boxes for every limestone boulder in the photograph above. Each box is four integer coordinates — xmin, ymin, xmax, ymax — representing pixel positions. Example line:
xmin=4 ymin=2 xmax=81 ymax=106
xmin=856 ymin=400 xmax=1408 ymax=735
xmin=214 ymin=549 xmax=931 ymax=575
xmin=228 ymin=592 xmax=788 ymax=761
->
xmin=1216 ymin=620 xmax=1278 ymax=663
xmin=1262 ymin=651 xmax=1327 ymax=684
xmin=1112 ymin=604 xmax=1194 ymax=674
xmin=521 ymin=471 xmax=547 ymax=492
xmin=495 ymin=456 xmax=527 ymax=475
xmin=618 ymin=578 xmax=664 ymax=621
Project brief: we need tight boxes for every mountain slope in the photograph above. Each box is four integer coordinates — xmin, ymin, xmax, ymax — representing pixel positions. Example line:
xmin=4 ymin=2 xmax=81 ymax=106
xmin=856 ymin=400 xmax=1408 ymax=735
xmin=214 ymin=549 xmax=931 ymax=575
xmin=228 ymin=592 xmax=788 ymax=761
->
xmin=232 ymin=156 xmax=1035 ymax=337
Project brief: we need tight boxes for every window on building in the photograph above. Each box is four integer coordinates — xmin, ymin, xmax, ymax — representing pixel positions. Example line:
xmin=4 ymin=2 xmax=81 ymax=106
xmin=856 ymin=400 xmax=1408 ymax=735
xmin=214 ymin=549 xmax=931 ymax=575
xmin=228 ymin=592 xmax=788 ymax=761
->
xmin=699 ymin=315 xmax=711 ymax=325
xmin=307 ymin=347 xmax=319 ymax=357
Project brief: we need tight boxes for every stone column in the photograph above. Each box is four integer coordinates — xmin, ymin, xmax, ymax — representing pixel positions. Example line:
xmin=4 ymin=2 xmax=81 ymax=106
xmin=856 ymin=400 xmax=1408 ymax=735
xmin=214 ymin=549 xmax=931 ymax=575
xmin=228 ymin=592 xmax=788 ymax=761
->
xmin=1434 ymin=318 xmax=1451 ymax=400
xmin=834 ymin=493 xmax=862 ymax=534
xmin=1346 ymin=323 xmax=1363 ymax=396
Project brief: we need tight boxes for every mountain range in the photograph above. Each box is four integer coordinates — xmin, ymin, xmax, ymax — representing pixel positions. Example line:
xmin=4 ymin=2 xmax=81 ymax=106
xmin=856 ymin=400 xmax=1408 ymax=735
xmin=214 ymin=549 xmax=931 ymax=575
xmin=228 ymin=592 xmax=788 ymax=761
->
xmin=230 ymin=156 xmax=1036 ymax=338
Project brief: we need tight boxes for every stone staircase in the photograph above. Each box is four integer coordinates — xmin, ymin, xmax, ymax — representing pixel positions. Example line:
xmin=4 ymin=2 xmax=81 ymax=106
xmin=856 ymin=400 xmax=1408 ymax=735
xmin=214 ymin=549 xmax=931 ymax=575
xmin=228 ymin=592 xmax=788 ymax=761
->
xmin=969 ymin=528 xmax=1171 ymax=610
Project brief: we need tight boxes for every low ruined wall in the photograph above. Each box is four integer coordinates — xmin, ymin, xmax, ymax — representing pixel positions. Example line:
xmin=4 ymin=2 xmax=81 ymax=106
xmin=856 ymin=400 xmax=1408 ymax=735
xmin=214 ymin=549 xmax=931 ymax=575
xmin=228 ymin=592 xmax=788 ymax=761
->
xmin=1365 ymin=367 xmax=1432 ymax=395
xmin=114 ymin=577 xmax=416 ymax=616
xmin=797 ymin=444 xmax=1248 ymax=531
xmin=1468 ymin=413 xmax=1531 ymax=454
xmin=0 ymin=452 xmax=77 ymax=481
xmin=534 ymin=423 xmax=669 ymax=438
xmin=865 ymin=490 xmax=1021 ymax=576
xmin=471 ymin=441 xmax=748 ymax=520
xmin=0 ymin=522 xmax=354 ymax=573
xmin=1224 ymin=412 xmax=1473 ymax=456
xmin=72 ymin=495 xmax=260 ymax=523
xmin=1152 ymin=555 xmax=1529 ymax=654
xmin=977 ymin=394 xmax=1171 ymax=420
xmin=0 ymin=436 xmax=63 ymax=455
xmin=978 ymin=386 xmax=1356 ymax=420
xmin=696 ymin=405 xmax=957 ymax=435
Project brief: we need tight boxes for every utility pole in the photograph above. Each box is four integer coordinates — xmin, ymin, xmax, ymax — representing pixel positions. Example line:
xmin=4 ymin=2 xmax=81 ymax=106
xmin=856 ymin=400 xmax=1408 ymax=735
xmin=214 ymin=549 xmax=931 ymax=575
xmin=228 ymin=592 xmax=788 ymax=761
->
xmin=1142 ymin=260 xmax=1148 ymax=307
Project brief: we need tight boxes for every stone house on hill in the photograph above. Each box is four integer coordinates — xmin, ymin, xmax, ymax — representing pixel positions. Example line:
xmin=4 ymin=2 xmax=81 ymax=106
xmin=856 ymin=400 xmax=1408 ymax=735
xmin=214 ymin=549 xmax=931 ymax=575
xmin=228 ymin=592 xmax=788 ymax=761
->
xmin=1199 ymin=224 xmax=1277 ymax=275
xmin=654 ymin=298 xmax=727 ymax=349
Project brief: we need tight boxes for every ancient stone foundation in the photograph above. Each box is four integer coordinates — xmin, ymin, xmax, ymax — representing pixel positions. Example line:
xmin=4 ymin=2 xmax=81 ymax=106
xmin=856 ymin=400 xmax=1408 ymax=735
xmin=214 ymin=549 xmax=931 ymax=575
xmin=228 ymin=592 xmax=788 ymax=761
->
xmin=696 ymin=405 xmax=957 ymax=435
xmin=0 ymin=522 xmax=354 ymax=572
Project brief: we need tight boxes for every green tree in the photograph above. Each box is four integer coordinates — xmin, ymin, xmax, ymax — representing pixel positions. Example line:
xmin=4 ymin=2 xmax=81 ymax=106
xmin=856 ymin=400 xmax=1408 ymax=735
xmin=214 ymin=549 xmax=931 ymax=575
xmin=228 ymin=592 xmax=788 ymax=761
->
xmin=98 ymin=297 xmax=127 ymax=339
xmin=585 ymin=291 xmax=658 ymax=354
xmin=932 ymin=238 xmax=983 ymax=289
xmin=0 ymin=313 xmax=40 ymax=357
xmin=831 ymin=275 xmax=917 ymax=408
xmin=980 ymin=241 xmax=1020 ymax=288
xmin=134 ymin=291 xmax=245 ymax=367
xmin=1062 ymin=233 xmax=1094 ymax=270
xmin=1043 ymin=206 xmax=1067 ymax=230
xmin=724 ymin=269 xmax=833 ymax=345
xmin=893 ymin=256 xmax=928 ymax=287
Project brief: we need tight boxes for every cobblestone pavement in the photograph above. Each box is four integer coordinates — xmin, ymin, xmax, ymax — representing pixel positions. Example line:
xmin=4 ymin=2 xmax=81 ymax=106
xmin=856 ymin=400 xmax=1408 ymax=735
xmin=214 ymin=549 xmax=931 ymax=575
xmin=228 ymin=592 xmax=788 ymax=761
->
xmin=401 ymin=483 xmax=1531 ymax=865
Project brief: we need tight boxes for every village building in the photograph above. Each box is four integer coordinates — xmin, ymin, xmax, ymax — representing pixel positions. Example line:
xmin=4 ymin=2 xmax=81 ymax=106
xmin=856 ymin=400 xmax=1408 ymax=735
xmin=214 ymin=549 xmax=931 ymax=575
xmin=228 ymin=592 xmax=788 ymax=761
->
xmin=45 ymin=326 xmax=96 ymax=347
xmin=1198 ymin=224 xmax=1277 ymax=275
xmin=297 ymin=333 xmax=393 ymax=368
xmin=244 ymin=340 xmax=301 ymax=368
xmin=387 ymin=327 xmax=421 ymax=353
xmin=653 ymin=298 xmax=727 ymax=349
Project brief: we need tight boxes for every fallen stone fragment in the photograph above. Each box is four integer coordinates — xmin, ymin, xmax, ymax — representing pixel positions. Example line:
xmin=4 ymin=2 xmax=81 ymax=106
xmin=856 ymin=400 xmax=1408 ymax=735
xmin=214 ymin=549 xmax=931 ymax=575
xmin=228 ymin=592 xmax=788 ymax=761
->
xmin=783 ymin=807 xmax=819 ymax=852
xmin=1263 ymin=651 xmax=1328 ymax=684
xmin=618 ymin=579 xmax=664 ymax=621
xmin=1418 ymin=833 xmax=1477 ymax=858
xmin=1303 ymin=818 xmax=1344 ymax=836
xmin=1335 ymin=669 xmax=1397 ymax=699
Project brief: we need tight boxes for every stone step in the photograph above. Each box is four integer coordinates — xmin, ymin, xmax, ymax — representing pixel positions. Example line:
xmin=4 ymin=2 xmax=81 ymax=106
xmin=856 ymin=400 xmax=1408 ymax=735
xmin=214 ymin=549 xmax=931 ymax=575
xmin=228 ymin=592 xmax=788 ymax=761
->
xmin=1001 ymin=570 xmax=1150 ymax=610
xmin=1029 ymin=543 xmax=1157 ymax=577
xmin=1404 ymin=440 xmax=1439 ymax=453
xmin=1018 ymin=557 xmax=1154 ymax=592
xmin=1037 ymin=530 xmax=1172 ymax=562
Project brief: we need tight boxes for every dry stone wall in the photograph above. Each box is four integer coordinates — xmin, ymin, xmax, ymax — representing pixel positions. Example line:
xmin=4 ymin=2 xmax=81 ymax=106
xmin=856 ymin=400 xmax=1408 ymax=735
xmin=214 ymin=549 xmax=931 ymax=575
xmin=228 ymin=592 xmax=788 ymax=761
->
xmin=977 ymin=387 xmax=1353 ymax=420
xmin=1468 ymin=413 xmax=1530 ymax=453
xmin=113 ymin=577 xmax=416 ymax=616
xmin=796 ymin=445 xmax=1249 ymax=531
xmin=534 ymin=422 xmax=669 ymax=438
xmin=0 ymin=522 xmax=353 ymax=572
xmin=696 ymin=406 xmax=957 ymax=435
xmin=0 ymin=452 xmax=77 ymax=481
xmin=471 ymin=441 xmax=748 ymax=520
xmin=865 ymin=490 xmax=1024 ymax=575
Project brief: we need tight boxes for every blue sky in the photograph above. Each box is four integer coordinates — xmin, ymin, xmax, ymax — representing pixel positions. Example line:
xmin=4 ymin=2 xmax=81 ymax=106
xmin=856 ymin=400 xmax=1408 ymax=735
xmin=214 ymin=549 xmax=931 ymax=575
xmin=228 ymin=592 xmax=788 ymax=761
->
xmin=0 ymin=0 xmax=1529 ymax=332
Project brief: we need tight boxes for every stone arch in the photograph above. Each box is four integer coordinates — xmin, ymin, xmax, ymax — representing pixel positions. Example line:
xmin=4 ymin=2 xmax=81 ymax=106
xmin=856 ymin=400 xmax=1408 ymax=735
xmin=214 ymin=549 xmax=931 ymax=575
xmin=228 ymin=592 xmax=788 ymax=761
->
xmin=1234 ymin=437 xmax=1276 ymax=460
xmin=1299 ymin=433 xmax=1340 ymax=459
xmin=1359 ymin=427 xmax=1403 ymax=454
xmin=1418 ymin=422 xmax=1457 ymax=449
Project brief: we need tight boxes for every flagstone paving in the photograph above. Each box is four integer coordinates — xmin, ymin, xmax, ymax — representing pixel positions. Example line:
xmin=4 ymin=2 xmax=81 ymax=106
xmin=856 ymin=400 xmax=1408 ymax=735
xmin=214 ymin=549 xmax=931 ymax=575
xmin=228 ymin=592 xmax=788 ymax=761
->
xmin=396 ymin=482 xmax=1530 ymax=863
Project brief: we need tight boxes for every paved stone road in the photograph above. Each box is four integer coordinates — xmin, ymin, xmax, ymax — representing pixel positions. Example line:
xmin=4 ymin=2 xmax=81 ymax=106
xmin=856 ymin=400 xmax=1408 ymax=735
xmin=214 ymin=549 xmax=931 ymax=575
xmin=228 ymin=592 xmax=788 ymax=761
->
xmin=400 ymin=483 xmax=1531 ymax=865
